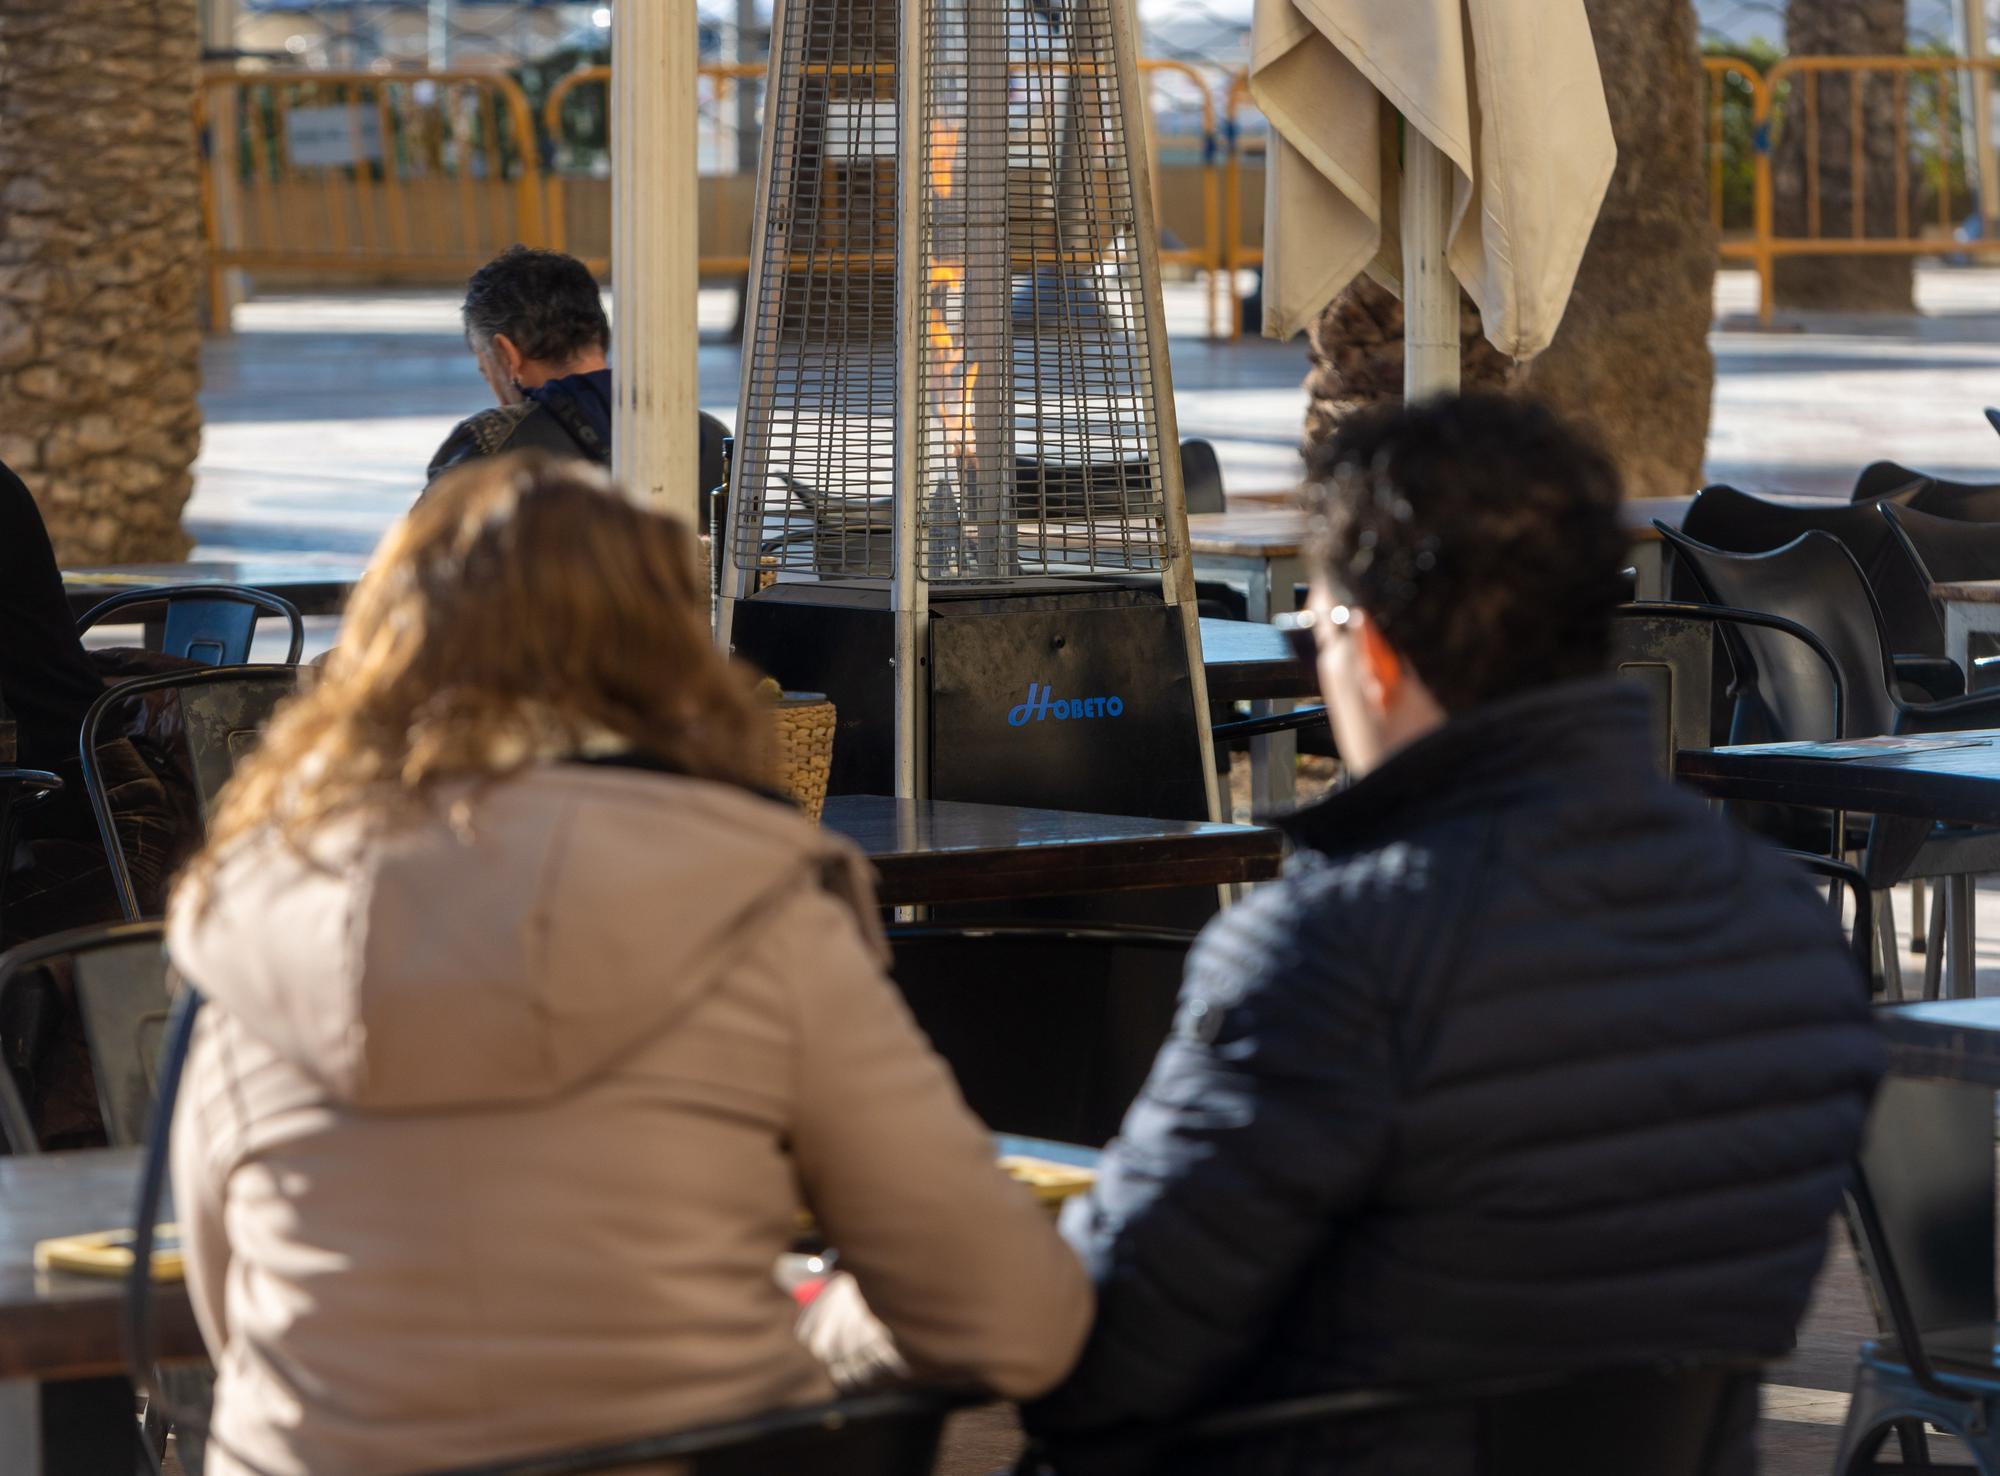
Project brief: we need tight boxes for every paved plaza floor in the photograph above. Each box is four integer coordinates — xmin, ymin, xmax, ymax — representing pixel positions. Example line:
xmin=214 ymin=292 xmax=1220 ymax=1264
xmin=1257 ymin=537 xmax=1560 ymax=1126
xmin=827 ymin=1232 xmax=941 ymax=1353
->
xmin=182 ymin=265 xmax=2000 ymax=1469
xmin=186 ymin=266 xmax=2000 ymax=567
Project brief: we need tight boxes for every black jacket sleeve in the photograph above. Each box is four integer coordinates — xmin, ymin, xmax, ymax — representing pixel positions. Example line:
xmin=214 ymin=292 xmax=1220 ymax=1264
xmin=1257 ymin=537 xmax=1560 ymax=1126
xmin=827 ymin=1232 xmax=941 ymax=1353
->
xmin=1027 ymin=866 xmax=1403 ymax=1436
xmin=0 ymin=460 xmax=105 ymax=769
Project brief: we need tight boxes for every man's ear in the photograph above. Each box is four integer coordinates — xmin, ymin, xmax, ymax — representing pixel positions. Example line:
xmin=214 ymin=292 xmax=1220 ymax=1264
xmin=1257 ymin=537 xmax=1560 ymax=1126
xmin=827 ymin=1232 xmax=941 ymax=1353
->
xmin=1358 ymin=616 xmax=1405 ymax=709
xmin=491 ymin=333 xmax=527 ymax=382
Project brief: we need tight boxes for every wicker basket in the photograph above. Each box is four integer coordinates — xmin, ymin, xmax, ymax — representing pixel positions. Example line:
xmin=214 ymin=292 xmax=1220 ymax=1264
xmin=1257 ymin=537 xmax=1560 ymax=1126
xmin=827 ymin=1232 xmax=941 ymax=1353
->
xmin=773 ymin=690 xmax=837 ymax=821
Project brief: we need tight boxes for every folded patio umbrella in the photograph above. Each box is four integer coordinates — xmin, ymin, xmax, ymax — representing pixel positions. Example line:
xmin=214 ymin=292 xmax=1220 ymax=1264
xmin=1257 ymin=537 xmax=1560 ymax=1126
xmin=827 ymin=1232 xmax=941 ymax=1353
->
xmin=1249 ymin=0 xmax=1616 ymax=360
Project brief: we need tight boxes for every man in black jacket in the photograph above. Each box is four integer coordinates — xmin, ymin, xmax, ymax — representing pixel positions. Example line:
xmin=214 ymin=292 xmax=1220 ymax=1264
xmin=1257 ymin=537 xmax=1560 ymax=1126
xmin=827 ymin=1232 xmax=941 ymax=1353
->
xmin=425 ymin=246 xmax=615 ymax=484
xmin=1030 ymin=395 xmax=1884 ymax=1473
xmin=0 ymin=459 xmax=104 ymax=775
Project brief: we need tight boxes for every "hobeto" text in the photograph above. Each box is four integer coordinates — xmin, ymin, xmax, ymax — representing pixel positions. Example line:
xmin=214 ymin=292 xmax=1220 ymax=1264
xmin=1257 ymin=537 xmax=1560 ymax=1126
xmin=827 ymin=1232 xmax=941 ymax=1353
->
xmin=1007 ymin=682 xmax=1127 ymax=726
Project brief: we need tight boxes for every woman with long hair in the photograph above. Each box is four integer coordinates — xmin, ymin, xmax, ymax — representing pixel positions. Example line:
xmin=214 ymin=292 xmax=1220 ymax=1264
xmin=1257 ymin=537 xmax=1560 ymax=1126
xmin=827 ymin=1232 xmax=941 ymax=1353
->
xmin=167 ymin=452 xmax=1089 ymax=1476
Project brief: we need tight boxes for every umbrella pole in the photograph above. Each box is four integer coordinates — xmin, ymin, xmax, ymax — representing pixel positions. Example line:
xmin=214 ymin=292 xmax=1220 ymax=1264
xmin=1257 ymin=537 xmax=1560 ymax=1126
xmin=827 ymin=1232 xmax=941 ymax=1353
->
xmin=1400 ymin=123 xmax=1459 ymax=400
xmin=611 ymin=0 xmax=700 ymax=520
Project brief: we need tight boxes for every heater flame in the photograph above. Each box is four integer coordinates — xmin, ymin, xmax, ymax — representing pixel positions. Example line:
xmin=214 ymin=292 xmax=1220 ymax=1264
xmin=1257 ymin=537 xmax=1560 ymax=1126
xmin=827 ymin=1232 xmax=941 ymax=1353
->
xmin=926 ymin=260 xmax=979 ymax=462
xmin=929 ymin=121 xmax=960 ymax=200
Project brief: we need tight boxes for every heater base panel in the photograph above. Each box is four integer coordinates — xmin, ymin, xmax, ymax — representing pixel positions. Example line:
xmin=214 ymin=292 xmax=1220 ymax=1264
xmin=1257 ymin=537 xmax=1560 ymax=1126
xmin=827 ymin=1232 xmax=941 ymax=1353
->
xmin=730 ymin=581 xmax=1209 ymax=824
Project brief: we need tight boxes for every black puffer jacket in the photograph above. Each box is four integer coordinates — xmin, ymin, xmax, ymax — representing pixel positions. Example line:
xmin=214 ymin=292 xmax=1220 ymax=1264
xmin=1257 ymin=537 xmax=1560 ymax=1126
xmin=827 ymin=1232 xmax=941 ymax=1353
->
xmin=1030 ymin=678 xmax=1883 ymax=1474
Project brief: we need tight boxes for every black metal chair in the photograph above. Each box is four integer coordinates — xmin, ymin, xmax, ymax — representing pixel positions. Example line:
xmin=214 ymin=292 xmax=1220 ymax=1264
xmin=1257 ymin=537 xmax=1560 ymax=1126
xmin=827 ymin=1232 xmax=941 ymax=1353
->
xmin=1682 ymin=484 xmax=1953 ymax=695
xmin=887 ymin=924 xmax=1193 ymax=1148
xmin=1179 ymin=437 xmax=1226 ymax=516
xmin=1658 ymin=526 xmax=2000 ymax=998
xmin=1612 ymin=605 xmax=1877 ymax=975
xmin=80 ymin=666 xmax=300 ymax=920
xmin=1833 ymin=1072 xmax=2000 ymax=1473
xmin=77 ymin=584 xmax=304 ymax=668
xmin=1882 ymin=501 xmax=2000 ymax=688
xmin=0 ymin=763 xmax=63 ymax=936
xmin=1018 ymin=1361 xmax=1764 ymax=1476
xmin=0 ymin=919 xmax=168 ymax=1152
xmin=1856 ymin=461 xmax=2000 ymax=523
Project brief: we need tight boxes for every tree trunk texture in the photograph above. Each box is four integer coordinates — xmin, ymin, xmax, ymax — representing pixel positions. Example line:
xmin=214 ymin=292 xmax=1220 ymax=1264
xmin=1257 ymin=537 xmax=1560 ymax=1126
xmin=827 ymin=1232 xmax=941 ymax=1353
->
xmin=1300 ymin=280 xmax=1517 ymax=450
xmin=0 ymin=0 xmax=202 ymax=562
xmin=1772 ymin=0 xmax=1913 ymax=312
xmin=1527 ymin=0 xmax=1717 ymax=500
xmin=1302 ymin=0 xmax=1717 ymax=502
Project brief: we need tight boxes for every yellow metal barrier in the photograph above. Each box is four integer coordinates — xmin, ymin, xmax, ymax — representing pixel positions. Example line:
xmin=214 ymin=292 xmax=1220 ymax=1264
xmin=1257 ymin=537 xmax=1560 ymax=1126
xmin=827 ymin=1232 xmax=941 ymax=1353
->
xmin=1221 ymin=70 xmax=1263 ymax=341
xmin=1750 ymin=53 xmax=1998 ymax=321
xmin=198 ymin=69 xmax=543 ymax=327
xmin=542 ymin=63 xmax=761 ymax=283
xmin=1701 ymin=55 xmax=1771 ymax=292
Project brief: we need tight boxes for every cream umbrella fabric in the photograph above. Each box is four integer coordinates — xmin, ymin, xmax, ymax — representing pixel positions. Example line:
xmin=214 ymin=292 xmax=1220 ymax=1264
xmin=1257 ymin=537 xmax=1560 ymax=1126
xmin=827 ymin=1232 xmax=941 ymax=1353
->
xmin=1249 ymin=0 xmax=1616 ymax=359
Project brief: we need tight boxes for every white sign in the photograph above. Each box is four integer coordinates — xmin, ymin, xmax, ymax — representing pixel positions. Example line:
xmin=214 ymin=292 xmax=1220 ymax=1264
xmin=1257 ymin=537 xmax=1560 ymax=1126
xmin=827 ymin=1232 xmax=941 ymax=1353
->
xmin=285 ymin=106 xmax=384 ymax=169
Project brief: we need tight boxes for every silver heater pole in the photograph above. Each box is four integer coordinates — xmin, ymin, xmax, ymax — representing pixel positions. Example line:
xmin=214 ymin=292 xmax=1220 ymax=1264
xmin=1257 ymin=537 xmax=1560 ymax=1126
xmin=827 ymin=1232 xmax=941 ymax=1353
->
xmin=893 ymin=0 xmax=932 ymax=802
xmin=1108 ymin=0 xmax=1223 ymax=826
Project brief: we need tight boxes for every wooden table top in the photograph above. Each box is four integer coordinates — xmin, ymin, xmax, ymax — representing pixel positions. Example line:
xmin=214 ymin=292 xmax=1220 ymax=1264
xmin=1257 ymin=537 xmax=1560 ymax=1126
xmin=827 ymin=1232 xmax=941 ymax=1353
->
xmin=820 ymin=795 xmax=1282 ymax=904
xmin=1877 ymin=1000 xmax=2000 ymax=1086
xmin=64 ymin=561 xmax=364 ymax=619
xmin=0 ymin=1149 xmax=202 ymax=1382
xmin=1677 ymin=730 xmax=2000 ymax=828
xmin=1198 ymin=617 xmax=1316 ymax=703
xmin=1932 ymin=579 xmax=2000 ymax=607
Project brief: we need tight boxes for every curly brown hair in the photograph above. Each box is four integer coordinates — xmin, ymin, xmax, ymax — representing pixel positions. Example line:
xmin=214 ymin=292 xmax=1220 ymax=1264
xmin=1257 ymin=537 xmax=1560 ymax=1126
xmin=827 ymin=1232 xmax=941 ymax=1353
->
xmin=180 ymin=452 xmax=773 ymax=897
xmin=1302 ymin=394 xmax=1628 ymax=712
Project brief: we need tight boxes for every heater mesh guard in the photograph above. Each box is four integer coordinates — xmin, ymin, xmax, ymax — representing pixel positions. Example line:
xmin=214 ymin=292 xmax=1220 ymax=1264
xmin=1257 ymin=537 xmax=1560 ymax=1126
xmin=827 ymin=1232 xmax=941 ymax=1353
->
xmin=731 ymin=0 xmax=1171 ymax=583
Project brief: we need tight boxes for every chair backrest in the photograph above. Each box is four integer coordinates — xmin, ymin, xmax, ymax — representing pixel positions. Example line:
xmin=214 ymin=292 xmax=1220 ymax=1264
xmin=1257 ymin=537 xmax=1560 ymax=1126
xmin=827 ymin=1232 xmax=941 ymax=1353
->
xmin=1611 ymin=603 xmax=1847 ymax=776
xmin=0 ymin=920 xmax=168 ymax=1151
xmin=1179 ymin=437 xmax=1226 ymax=515
xmin=1908 ymin=474 xmax=2000 ymax=524
xmin=1852 ymin=460 xmax=1931 ymax=505
xmin=1050 ymin=1362 xmax=1760 ymax=1476
xmin=1681 ymin=484 xmax=1938 ymax=657
xmin=1658 ymin=526 xmax=1899 ymax=741
xmin=1882 ymin=501 xmax=2000 ymax=627
xmin=80 ymin=665 xmax=301 ymax=919
xmin=887 ymin=924 xmax=1192 ymax=1148
xmin=417 ymin=1392 xmax=959 ymax=1476
xmin=77 ymin=584 xmax=305 ymax=667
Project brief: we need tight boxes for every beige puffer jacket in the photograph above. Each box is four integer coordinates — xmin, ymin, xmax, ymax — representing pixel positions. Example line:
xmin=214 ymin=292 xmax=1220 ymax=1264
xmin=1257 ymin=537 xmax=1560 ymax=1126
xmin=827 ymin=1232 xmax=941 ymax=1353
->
xmin=168 ymin=764 xmax=1091 ymax=1476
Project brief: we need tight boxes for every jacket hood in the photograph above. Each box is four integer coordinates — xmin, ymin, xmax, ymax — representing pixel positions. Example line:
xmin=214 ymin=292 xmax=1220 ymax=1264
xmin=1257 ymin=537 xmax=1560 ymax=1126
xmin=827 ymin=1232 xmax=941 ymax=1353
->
xmin=167 ymin=765 xmax=882 ymax=1112
xmin=1281 ymin=676 xmax=1655 ymax=853
xmin=525 ymin=368 xmax=613 ymax=461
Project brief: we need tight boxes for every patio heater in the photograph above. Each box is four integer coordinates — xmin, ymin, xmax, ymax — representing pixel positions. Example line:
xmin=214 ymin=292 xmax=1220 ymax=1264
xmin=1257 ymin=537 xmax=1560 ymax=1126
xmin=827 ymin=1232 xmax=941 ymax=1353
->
xmin=720 ymin=0 xmax=1222 ymax=831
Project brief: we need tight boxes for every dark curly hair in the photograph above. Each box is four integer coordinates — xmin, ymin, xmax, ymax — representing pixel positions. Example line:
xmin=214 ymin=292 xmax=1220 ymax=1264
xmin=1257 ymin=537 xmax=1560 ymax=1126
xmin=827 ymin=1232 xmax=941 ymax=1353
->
xmin=1302 ymin=394 xmax=1628 ymax=713
xmin=460 ymin=246 xmax=609 ymax=365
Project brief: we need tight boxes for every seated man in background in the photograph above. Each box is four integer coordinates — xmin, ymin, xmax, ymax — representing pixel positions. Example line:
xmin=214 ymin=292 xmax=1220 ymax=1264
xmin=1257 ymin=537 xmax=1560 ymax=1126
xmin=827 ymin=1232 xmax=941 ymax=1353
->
xmin=425 ymin=245 xmax=727 ymax=508
xmin=0 ymin=458 xmax=105 ymax=777
xmin=426 ymin=245 xmax=614 ymax=482
xmin=1029 ymin=395 xmax=1885 ymax=1473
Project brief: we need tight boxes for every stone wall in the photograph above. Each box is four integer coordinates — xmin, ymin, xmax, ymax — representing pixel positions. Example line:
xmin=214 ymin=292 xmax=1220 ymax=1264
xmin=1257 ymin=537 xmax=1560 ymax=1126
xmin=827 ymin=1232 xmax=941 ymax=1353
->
xmin=0 ymin=0 xmax=203 ymax=562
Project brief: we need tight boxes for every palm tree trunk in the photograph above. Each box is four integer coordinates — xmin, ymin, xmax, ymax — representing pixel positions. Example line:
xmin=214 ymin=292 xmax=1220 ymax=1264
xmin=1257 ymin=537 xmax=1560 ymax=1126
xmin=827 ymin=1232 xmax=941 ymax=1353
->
xmin=0 ymin=0 xmax=202 ymax=562
xmin=1302 ymin=0 xmax=1717 ymax=503
xmin=1772 ymin=0 xmax=1913 ymax=312
xmin=1526 ymin=0 xmax=1717 ymax=500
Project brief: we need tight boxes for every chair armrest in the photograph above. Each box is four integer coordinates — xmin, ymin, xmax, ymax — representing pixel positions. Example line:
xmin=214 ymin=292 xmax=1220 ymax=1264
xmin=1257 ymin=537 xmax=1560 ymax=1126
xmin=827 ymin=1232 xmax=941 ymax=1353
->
xmin=1895 ymin=687 xmax=2000 ymax=735
xmin=1212 ymin=706 xmax=1329 ymax=743
xmin=0 ymin=768 xmax=63 ymax=806
xmin=1892 ymin=655 xmax=1966 ymax=703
